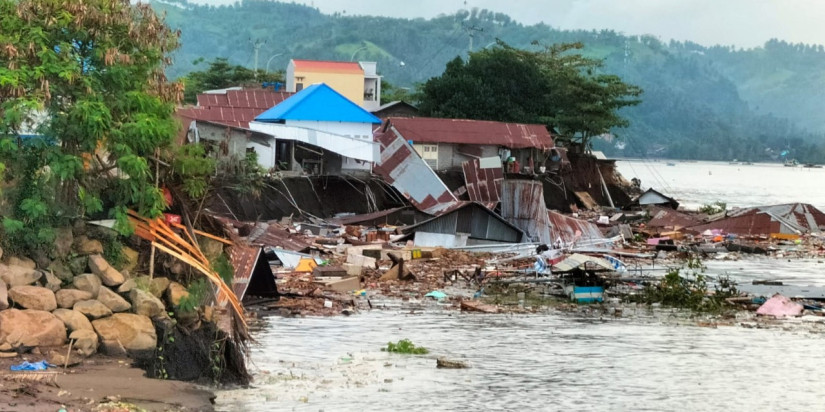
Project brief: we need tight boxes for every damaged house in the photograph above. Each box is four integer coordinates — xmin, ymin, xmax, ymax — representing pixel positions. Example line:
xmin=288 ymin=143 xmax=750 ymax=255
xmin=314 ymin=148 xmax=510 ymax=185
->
xmin=381 ymin=117 xmax=556 ymax=173
xmin=249 ymin=83 xmax=382 ymax=175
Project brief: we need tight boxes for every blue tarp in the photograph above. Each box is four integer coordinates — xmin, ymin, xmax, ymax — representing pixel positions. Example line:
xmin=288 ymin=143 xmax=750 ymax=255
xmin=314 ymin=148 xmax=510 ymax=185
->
xmin=10 ymin=360 xmax=52 ymax=371
xmin=255 ymin=83 xmax=382 ymax=124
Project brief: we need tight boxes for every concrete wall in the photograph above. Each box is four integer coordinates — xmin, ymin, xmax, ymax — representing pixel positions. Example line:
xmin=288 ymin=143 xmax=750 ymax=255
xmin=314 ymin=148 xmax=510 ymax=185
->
xmin=288 ymin=70 xmax=365 ymax=106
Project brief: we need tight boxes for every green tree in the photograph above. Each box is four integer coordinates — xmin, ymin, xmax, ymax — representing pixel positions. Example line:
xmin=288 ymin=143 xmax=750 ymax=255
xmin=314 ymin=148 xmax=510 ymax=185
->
xmin=182 ymin=58 xmax=285 ymax=103
xmin=0 ymin=0 xmax=181 ymax=254
xmin=418 ymin=41 xmax=642 ymax=150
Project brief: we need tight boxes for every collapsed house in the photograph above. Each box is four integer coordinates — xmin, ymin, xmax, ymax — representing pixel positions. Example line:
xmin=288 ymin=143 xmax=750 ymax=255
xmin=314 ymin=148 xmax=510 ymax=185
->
xmin=690 ymin=203 xmax=825 ymax=237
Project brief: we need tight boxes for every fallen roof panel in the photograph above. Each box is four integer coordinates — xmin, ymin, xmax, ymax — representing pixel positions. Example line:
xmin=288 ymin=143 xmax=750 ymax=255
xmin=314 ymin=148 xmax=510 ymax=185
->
xmin=373 ymin=126 xmax=458 ymax=214
xmin=553 ymin=253 xmax=616 ymax=272
xmin=463 ymin=158 xmax=503 ymax=204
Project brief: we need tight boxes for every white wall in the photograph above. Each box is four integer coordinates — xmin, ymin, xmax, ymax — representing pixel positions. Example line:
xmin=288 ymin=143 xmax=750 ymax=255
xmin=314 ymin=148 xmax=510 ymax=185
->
xmin=247 ymin=140 xmax=275 ymax=169
xmin=248 ymin=121 xmax=378 ymax=163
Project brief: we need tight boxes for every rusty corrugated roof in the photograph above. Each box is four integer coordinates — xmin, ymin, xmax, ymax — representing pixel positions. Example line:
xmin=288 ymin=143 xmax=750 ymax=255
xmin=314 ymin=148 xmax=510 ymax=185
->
xmin=645 ymin=205 xmax=703 ymax=229
xmin=180 ymin=89 xmax=293 ymax=129
xmin=373 ymin=127 xmax=458 ymax=214
xmin=463 ymin=158 xmax=503 ymax=203
xmin=690 ymin=203 xmax=825 ymax=236
xmin=500 ymin=180 xmax=553 ymax=243
xmin=386 ymin=117 xmax=553 ymax=149
xmin=547 ymin=210 xmax=606 ymax=244
xmin=230 ymin=244 xmax=261 ymax=300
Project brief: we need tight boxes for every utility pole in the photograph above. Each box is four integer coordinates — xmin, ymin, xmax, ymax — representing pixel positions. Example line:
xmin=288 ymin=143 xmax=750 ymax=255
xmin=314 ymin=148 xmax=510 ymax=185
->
xmin=463 ymin=24 xmax=483 ymax=57
xmin=250 ymin=38 xmax=266 ymax=79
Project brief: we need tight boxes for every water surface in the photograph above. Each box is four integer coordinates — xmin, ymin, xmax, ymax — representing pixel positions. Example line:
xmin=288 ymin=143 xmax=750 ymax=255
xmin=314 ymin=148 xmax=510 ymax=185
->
xmin=616 ymin=160 xmax=825 ymax=210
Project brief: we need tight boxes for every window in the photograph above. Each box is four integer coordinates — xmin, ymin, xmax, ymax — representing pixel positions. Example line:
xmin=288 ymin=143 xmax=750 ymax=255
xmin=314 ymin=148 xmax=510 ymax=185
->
xmin=296 ymin=83 xmax=303 ymax=92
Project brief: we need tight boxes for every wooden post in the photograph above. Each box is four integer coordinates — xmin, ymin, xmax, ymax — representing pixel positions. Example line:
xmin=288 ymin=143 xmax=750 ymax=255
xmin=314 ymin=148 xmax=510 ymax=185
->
xmin=149 ymin=148 xmax=160 ymax=280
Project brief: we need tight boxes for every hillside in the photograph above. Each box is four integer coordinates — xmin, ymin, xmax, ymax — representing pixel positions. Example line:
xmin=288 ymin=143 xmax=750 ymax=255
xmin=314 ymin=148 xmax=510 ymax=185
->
xmin=150 ymin=0 xmax=825 ymax=162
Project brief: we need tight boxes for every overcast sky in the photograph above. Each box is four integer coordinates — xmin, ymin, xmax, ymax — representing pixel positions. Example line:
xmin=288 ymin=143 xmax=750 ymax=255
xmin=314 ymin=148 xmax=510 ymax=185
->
xmin=184 ymin=0 xmax=825 ymax=48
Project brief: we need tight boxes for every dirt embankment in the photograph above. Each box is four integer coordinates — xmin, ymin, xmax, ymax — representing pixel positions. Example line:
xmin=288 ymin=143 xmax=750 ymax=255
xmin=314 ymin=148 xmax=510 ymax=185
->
xmin=0 ymin=355 xmax=215 ymax=412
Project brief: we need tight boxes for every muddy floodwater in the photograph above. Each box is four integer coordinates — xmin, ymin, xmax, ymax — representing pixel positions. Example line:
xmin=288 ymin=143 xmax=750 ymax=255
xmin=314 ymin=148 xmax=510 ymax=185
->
xmin=217 ymin=302 xmax=825 ymax=411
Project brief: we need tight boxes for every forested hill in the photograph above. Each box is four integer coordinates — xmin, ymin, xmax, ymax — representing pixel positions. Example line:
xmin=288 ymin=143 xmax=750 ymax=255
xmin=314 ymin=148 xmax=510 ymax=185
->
xmin=151 ymin=0 xmax=825 ymax=162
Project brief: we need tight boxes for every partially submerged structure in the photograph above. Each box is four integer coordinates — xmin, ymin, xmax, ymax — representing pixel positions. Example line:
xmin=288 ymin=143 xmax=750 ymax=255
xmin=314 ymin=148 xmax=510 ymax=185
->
xmin=690 ymin=203 xmax=825 ymax=237
xmin=402 ymin=202 xmax=528 ymax=247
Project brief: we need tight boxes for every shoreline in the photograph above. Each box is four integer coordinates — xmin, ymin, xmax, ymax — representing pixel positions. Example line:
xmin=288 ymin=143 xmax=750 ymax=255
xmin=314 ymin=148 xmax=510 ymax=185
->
xmin=0 ymin=355 xmax=215 ymax=412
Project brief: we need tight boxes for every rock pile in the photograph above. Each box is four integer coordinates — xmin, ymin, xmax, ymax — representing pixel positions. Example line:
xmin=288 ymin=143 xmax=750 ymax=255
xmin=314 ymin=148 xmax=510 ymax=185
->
xmin=0 ymin=239 xmax=187 ymax=363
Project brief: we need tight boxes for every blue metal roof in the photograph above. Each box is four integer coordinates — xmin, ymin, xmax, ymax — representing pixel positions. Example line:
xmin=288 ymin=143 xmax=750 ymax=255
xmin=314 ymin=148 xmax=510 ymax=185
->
xmin=254 ymin=83 xmax=382 ymax=124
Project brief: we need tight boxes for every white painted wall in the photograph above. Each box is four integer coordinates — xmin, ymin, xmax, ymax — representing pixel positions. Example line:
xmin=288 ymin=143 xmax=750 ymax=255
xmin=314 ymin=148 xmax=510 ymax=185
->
xmin=248 ymin=121 xmax=379 ymax=164
xmin=247 ymin=140 xmax=275 ymax=170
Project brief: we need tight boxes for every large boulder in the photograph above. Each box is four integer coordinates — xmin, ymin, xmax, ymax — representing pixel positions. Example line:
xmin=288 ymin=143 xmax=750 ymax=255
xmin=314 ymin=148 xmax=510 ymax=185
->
xmin=6 ymin=256 xmax=36 ymax=270
xmin=69 ymin=329 xmax=99 ymax=357
xmin=129 ymin=288 xmax=165 ymax=318
xmin=166 ymin=282 xmax=189 ymax=307
xmin=74 ymin=235 xmax=103 ymax=255
xmin=117 ymin=279 xmax=136 ymax=294
xmin=74 ymin=299 xmax=113 ymax=320
xmin=52 ymin=308 xmax=94 ymax=333
xmin=55 ymin=289 xmax=94 ymax=309
xmin=8 ymin=285 xmax=57 ymax=311
xmin=88 ymin=254 xmax=125 ymax=287
xmin=0 ymin=264 xmax=42 ymax=287
xmin=72 ymin=273 xmax=102 ymax=297
xmin=0 ymin=278 xmax=7 ymax=310
xmin=92 ymin=313 xmax=157 ymax=353
xmin=97 ymin=286 xmax=131 ymax=312
xmin=0 ymin=309 xmax=66 ymax=348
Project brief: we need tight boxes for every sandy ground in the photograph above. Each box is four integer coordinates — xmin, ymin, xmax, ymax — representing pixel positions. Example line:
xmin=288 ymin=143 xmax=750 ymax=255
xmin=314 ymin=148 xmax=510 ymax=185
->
xmin=0 ymin=354 xmax=214 ymax=412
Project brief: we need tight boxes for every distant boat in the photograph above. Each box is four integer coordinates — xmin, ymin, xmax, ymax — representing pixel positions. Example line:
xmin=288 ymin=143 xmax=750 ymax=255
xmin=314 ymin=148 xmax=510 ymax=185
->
xmin=742 ymin=161 xmax=753 ymax=165
xmin=803 ymin=163 xmax=823 ymax=169
xmin=666 ymin=162 xmax=676 ymax=166
xmin=784 ymin=159 xmax=799 ymax=167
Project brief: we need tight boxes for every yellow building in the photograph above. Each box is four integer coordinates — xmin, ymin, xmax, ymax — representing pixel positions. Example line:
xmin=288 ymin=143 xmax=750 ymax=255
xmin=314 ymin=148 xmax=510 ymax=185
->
xmin=285 ymin=59 xmax=381 ymax=111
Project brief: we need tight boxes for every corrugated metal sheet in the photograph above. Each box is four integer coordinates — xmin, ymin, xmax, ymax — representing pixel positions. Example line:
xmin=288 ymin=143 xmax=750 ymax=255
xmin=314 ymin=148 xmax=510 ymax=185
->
xmin=387 ymin=117 xmax=553 ymax=149
xmin=547 ymin=210 xmax=606 ymax=245
xmin=692 ymin=203 xmax=825 ymax=236
xmin=463 ymin=158 xmax=503 ymax=203
xmin=553 ymin=253 xmax=615 ymax=272
xmin=255 ymin=84 xmax=381 ymax=124
xmin=727 ymin=203 xmax=825 ymax=233
xmin=216 ymin=218 xmax=314 ymax=252
xmin=645 ymin=206 xmax=703 ymax=229
xmin=689 ymin=213 xmax=783 ymax=236
xmin=329 ymin=207 xmax=411 ymax=226
xmin=373 ymin=126 xmax=458 ymax=214
xmin=183 ymin=89 xmax=293 ymax=129
xmin=403 ymin=202 xmax=525 ymax=243
xmin=500 ymin=180 xmax=553 ymax=243
xmin=230 ymin=244 xmax=262 ymax=300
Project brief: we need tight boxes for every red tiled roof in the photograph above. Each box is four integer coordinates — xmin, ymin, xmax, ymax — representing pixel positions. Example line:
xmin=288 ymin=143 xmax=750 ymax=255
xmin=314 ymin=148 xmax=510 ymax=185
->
xmin=386 ymin=117 xmax=553 ymax=149
xmin=292 ymin=59 xmax=363 ymax=74
xmin=180 ymin=89 xmax=293 ymax=129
